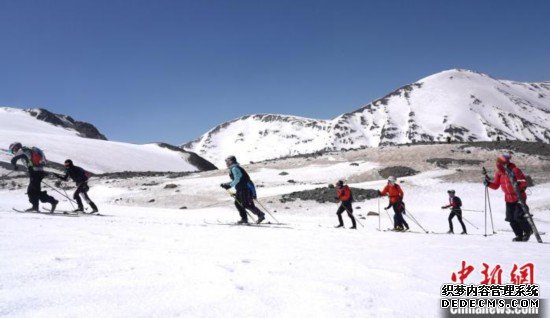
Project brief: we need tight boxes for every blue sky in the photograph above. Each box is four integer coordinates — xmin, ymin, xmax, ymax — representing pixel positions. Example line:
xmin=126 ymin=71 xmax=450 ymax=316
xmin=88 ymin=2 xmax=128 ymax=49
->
xmin=1 ymin=0 xmax=548 ymax=144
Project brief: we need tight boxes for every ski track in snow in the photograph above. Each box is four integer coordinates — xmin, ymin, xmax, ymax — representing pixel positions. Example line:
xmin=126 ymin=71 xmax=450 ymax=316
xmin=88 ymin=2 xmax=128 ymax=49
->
xmin=1 ymin=170 xmax=549 ymax=318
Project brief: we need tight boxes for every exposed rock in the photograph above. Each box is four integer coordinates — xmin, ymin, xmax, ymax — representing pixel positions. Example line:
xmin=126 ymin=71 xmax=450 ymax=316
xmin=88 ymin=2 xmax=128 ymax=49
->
xmin=164 ymin=184 xmax=178 ymax=189
xmin=26 ymin=108 xmax=107 ymax=140
xmin=426 ymin=158 xmax=483 ymax=169
xmin=378 ymin=166 xmax=418 ymax=179
xmin=280 ymin=187 xmax=379 ymax=203
xmin=156 ymin=143 xmax=217 ymax=171
xmin=462 ymin=141 xmax=550 ymax=158
xmin=279 ymin=171 xmax=289 ymax=176
xmin=142 ymin=182 xmax=159 ymax=186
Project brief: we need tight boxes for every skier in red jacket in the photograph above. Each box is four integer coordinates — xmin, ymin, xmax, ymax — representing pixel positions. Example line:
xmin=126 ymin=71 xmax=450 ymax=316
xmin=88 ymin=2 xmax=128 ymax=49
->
xmin=484 ymin=154 xmax=532 ymax=242
xmin=379 ymin=176 xmax=409 ymax=231
xmin=335 ymin=180 xmax=356 ymax=229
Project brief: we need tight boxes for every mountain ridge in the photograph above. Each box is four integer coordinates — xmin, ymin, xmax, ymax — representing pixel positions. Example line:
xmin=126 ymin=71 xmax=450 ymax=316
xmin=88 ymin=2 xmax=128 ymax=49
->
xmin=183 ymin=69 xmax=550 ymax=167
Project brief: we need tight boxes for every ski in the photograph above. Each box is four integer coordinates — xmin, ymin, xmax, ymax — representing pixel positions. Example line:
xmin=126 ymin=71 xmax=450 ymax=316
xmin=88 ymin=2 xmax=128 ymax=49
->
xmin=498 ymin=229 xmax=546 ymax=236
xmin=381 ymin=228 xmax=426 ymax=234
xmin=204 ymin=219 xmax=293 ymax=229
xmin=12 ymin=208 xmax=80 ymax=217
xmin=40 ymin=208 xmax=106 ymax=216
xmin=503 ymin=166 xmax=543 ymax=243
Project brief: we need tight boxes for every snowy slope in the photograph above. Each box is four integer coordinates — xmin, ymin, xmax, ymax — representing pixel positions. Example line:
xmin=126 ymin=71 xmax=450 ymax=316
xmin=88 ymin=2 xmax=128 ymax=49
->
xmin=1 ymin=166 xmax=548 ymax=317
xmin=0 ymin=107 xmax=216 ymax=173
xmin=183 ymin=69 xmax=550 ymax=167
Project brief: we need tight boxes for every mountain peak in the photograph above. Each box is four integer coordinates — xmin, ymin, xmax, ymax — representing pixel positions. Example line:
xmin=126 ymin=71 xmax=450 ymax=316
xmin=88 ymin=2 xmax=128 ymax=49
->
xmin=184 ymin=70 xmax=550 ymax=167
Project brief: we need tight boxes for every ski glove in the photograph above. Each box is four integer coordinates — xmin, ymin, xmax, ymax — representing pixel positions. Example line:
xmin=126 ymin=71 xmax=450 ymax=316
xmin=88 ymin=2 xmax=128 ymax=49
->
xmin=482 ymin=178 xmax=489 ymax=187
xmin=220 ymin=183 xmax=231 ymax=190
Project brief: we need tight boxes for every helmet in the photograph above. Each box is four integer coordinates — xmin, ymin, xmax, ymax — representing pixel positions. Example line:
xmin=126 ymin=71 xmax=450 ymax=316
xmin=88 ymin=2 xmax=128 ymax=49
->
xmin=225 ymin=155 xmax=237 ymax=164
xmin=9 ymin=142 xmax=22 ymax=154
xmin=64 ymin=159 xmax=74 ymax=167
xmin=447 ymin=190 xmax=456 ymax=195
xmin=388 ymin=176 xmax=397 ymax=183
xmin=496 ymin=153 xmax=512 ymax=164
xmin=336 ymin=180 xmax=344 ymax=187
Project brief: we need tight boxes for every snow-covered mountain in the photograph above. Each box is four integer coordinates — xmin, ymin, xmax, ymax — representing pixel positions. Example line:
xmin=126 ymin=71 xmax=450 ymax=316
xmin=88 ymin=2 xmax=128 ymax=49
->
xmin=0 ymin=107 xmax=216 ymax=173
xmin=183 ymin=69 xmax=550 ymax=167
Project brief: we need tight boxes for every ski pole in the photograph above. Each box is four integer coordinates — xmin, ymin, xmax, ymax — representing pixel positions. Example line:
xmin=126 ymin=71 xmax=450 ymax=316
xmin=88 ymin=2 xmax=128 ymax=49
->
xmin=343 ymin=205 xmax=364 ymax=228
xmin=377 ymin=197 xmax=381 ymax=231
xmin=483 ymin=168 xmax=489 ymax=237
xmin=484 ymin=187 xmax=487 ymax=237
xmin=461 ymin=209 xmax=484 ymax=213
xmin=486 ymin=187 xmax=496 ymax=234
xmin=404 ymin=209 xmax=429 ymax=233
xmin=461 ymin=215 xmax=479 ymax=230
xmin=226 ymin=189 xmax=256 ymax=223
xmin=41 ymin=181 xmax=78 ymax=204
xmin=62 ymin=188 xmax=77 ymax=210
xmin=254 ymin=198 xmax=281 ymax=224
xmin=0 ymin=170 xmax=15 ymax=179
xmin=384 ymin=207 xmax=394 ymax=227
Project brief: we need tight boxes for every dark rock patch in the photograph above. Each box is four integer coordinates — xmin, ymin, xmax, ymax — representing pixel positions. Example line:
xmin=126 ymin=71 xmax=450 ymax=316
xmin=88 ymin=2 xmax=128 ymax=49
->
xmin=426 ymin=158 xmax=483 ymax=169
xmin=157 ymin=143 xmax=217 ymax=171
xmin=378 ymin=166 xmax=418 ymax=179
xmin=26 ymin=108 xmax=107 ymax=140
xmin=461 ymin=141 xmax=550 ymax=157
xmin=164 ymin=184 xmax=178 ymax=189
xmin=280 ymin=187 xmax=379 ymax=203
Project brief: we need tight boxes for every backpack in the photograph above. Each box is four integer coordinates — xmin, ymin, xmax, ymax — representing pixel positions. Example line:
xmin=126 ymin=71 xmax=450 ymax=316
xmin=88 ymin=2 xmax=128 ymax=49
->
xmin=30 ymin=147 xmax=46 ymax=166
xmin=454 ymin=197 xmax=462 ymax=208
xmin=247 ymin=181 xmax=257 ymax=199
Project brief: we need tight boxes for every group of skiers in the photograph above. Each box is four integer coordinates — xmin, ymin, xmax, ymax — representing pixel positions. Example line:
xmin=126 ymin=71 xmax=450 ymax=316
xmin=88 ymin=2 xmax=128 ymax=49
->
xmin=7 ymin=142 xmax=99 ymax=214
xmin=6 ymin=142 xmax=536 ymax=241
xmin=218 ymin=153 xmax=535 ymax=242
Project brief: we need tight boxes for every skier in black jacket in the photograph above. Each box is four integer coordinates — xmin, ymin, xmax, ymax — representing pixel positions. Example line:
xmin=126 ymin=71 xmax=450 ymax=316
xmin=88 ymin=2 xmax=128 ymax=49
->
xmin=220 ymin=155 xmax=265 ymax=224
xmin=441 ymin=190 xmax=467 ymax=234
xmin=55 ymin=159 xmax=98 ymax=213
xmin=9 ymin=142 xmax=58 ymax=212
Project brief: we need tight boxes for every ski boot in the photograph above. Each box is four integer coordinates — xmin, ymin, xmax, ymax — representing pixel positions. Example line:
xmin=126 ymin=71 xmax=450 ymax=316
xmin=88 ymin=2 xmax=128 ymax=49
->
xmin=394 ymin=226 xmax=403 ymax=232
xmin=256 ymin=214 xmax=265 ymax=224
xmin=50 ymin=200 xmax=58 ymax=213
xmin=446 ymin=230 xmax=454 ymax=234
xmin=522 ymin=230 xmax=533 ymax=242
xmin=460 ymin=231 xmax=467 ymax=235
xmin=349 ymin=226 xmax=357 ymax=230
xmin=25 ymin=206 xmax=39 ymax=212
xmin=237 ymin=219 xmax=248 ymax=225
xmin=335 ymin=224 xmax=344 ymax=228
xmin=512 ymin=236 xmax=523 ymax=242
xmin=89 ymin=202 xmax=99 ymax=214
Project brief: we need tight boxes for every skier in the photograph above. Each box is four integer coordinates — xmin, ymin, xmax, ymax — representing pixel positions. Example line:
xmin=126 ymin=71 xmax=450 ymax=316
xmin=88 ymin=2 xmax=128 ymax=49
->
xmin=220 ymin=155 xmax=265 ymax=224
xmin=484 ymin=154 xmax=532 ymax=242
xmin=379 ymin=176 xmax=409 ymax=231
xmin=54 ymin=159 xmax=99 ymax=213
xmin=334 ymin=180 xmax=357 ymax=229
xmin=441 ymin=190 xmax=467 ymax=234
xmin=9 ymin=142 xmax=58 ymax=212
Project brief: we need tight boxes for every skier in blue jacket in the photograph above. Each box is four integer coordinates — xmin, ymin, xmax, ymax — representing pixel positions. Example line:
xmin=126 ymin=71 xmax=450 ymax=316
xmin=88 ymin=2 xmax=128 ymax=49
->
xmin=220 ymin=155 xmax=265 ymax=224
